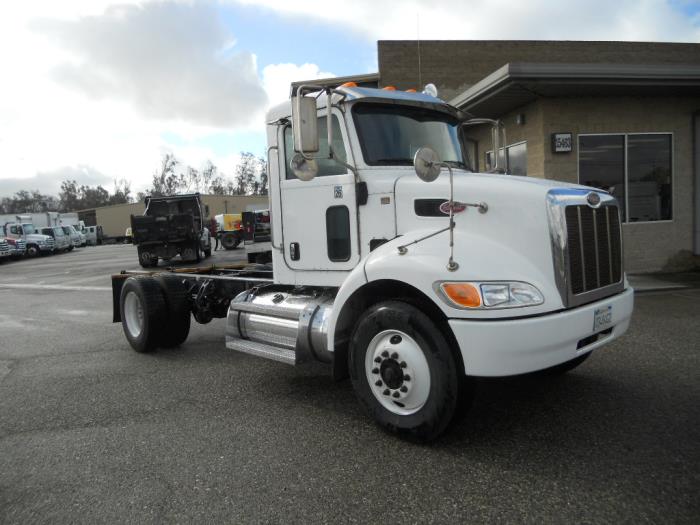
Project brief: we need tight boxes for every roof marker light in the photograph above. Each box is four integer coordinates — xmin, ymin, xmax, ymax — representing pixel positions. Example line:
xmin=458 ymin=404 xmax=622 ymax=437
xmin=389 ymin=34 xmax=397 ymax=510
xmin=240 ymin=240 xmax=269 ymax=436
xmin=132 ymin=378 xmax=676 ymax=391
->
xmin=383 ymin=86 xmax=397 ymax=91
xmin=423 ymin=83 xmax=438 ymax=97
xmin=405 ymin=88 xmax=417 ymax=93
xmin=340 ymin=81 xmax=358 ymax=88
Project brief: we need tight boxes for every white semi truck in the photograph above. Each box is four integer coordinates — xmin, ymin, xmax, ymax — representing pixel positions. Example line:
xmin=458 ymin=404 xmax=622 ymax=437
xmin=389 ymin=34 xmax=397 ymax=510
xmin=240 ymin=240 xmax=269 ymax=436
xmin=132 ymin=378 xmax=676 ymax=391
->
xmin=112 ymin=83 xmax=634 ymax=441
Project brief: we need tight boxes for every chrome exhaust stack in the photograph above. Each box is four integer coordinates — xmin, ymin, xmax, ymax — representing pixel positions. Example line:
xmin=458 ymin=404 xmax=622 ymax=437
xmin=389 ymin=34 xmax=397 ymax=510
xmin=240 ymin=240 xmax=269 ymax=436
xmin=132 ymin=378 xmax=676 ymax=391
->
xmin=226 ymin=289 xmax=335 ymax=365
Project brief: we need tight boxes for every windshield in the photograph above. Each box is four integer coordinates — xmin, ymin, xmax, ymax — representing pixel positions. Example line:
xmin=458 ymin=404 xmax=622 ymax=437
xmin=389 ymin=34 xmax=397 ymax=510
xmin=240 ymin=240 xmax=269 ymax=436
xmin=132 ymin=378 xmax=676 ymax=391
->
xmin=23 ymin=224 xmax=36 ymax=235
xmin=62 ymin=227 xmax=72 ymax=235
xmin=352 ymin=103 xmax=467 ymax=169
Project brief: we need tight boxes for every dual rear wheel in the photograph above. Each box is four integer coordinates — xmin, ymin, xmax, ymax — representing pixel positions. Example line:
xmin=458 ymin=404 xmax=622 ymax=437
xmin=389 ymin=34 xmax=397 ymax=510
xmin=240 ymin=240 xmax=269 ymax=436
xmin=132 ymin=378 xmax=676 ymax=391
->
xmin=120 ymin=274 xmax=191 ymax=352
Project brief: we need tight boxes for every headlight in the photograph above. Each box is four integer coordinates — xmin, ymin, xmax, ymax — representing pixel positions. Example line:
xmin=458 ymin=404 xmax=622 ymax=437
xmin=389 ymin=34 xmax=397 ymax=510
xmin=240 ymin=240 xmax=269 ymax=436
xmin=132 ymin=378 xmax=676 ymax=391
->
xmin=438 ymin=281 xmax=544 ymax=309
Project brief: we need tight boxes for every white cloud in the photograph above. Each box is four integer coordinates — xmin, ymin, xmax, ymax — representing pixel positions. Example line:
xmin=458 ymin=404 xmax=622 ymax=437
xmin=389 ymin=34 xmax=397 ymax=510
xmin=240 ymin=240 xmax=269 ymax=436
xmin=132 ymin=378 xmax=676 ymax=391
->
xmin=32 ymin=2 xmax=267 ymax=128
xmin=262 ymin=63 xmax=335 ymax=107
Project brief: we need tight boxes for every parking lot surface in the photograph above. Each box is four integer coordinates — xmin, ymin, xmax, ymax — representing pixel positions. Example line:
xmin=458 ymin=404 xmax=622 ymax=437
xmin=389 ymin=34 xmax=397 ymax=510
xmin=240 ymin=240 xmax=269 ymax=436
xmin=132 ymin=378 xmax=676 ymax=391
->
xmin=1 ymin=245 xmax=699 ymax=523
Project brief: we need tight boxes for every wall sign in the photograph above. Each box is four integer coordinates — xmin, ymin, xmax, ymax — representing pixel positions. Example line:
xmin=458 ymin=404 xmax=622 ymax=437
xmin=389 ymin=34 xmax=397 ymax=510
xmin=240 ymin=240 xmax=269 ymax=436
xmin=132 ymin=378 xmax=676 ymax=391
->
xmin=552 ymin=132 xmax=573 ymax=153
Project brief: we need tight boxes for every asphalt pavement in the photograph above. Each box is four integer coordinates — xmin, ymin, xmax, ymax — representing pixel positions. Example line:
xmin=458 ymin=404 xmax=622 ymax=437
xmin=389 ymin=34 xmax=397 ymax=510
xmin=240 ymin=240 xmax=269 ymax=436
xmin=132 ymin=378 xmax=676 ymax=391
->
xmin=0 ymin=244 xmax=698 ymax=523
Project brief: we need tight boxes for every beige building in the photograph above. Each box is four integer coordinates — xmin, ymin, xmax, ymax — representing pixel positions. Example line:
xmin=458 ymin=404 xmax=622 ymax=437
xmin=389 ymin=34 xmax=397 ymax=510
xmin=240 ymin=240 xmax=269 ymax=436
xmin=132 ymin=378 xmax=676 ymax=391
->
xmin=78 ymin=194 xmax=268 ymax=239
xmin=376 ymin=41 xmax=700 ymax=273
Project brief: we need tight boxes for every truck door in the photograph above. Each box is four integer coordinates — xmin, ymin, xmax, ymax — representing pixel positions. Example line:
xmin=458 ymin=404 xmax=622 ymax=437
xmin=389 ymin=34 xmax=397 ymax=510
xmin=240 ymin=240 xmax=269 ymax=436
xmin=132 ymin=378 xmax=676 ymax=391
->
xmin=279 ymin=112 xmax=360 ymax=271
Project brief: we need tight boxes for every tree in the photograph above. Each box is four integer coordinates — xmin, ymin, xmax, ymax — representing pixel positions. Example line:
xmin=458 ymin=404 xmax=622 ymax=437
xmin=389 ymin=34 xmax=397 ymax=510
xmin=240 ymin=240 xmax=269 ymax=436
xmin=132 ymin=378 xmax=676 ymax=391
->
xmin=59 ymin=180 xmax=81 ymax=211
xmin=109 ymin=179 xmax=132 ymax=205
xmin=150 ymin=153 xmax=179 ymax=196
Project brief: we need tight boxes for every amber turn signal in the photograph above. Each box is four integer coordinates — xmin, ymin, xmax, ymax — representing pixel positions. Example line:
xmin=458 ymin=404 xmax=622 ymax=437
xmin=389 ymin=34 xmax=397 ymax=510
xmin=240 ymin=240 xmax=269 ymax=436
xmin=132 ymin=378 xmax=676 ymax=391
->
xmin=440 ymin=283 xmax=482 ymax=308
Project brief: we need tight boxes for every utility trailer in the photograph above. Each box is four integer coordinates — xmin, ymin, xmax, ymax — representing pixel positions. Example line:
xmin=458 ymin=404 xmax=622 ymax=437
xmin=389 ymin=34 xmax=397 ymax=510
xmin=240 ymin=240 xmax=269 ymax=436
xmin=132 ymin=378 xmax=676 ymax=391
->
xmin=113 ymin=82 xmax=634 ymax=441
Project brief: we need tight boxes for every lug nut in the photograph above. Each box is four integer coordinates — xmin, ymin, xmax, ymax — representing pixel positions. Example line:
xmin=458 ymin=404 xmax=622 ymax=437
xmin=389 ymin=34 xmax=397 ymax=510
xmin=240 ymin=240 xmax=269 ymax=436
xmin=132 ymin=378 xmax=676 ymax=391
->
xmin=372 ymin=367 xmax=379 ymax=374
xmin=400 ymin=386 xmax=408 ymax=393
xmin=391 ymin=352 xmax=398 ymax=359
xmin=383 ymin=389 xmax=390 ymax=396
xmin=400 ymin=361 xmax=407 ymax=368
xmin=374 ymin=357 xmax=382 ymax=363
xmin=390 ymin=335 xmax=402 ymax=344
xmin=403 ymin=374 xmax=410 ymax=381
xmin=375 ymin=380 xmax=383 ymax=387
xmin=381 ymin=351 xmax=389 ymax=358
xmin=392 ymin=392 xmax=400 ymax=398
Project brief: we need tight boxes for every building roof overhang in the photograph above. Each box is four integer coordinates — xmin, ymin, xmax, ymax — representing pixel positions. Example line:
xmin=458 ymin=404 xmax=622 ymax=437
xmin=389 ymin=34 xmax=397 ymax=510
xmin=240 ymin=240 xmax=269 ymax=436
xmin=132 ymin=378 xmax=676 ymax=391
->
xmin=450 ymin=63 xmax=700 ymax=117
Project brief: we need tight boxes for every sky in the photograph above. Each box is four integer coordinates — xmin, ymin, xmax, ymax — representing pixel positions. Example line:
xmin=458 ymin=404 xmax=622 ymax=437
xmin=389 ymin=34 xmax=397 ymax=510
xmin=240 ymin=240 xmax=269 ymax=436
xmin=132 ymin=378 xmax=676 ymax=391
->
xmin=0 ymin=0 xmax=699 ymax=197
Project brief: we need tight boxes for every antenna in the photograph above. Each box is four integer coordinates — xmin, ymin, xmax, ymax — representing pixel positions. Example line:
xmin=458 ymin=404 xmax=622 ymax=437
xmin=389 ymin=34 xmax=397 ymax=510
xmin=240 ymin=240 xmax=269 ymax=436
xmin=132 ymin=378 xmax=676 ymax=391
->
xmin=416 ymin=13 xmax=422 ymax=88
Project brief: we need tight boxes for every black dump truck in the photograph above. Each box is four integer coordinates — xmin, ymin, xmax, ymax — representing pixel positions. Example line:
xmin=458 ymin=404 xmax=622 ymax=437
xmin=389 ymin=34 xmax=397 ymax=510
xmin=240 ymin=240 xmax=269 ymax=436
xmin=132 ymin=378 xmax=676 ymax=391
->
xmin=131 ymin=193 xmax=212 ymax=268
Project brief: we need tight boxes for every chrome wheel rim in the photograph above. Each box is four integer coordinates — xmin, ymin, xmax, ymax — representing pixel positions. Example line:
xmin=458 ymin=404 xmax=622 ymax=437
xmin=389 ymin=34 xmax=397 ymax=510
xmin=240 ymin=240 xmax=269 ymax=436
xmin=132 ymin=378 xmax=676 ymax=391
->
xmin=365 ymin=329 xmax=430 ymax=415
xmin=124 ymin=291 xmax=144 ymax=339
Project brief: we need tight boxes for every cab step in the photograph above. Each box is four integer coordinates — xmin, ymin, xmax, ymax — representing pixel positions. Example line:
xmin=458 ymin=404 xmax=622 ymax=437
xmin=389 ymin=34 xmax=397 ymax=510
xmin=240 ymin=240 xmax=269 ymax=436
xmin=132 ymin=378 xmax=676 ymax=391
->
xmin=225 ymin=338 xmax=297 ymax=365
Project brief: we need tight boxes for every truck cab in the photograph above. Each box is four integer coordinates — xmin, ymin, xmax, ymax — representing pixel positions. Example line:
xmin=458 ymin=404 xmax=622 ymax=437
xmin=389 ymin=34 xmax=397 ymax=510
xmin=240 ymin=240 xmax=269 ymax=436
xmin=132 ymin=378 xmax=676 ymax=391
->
xmin=113 ymin=83 xmax=633 ymax=441
xmin=39 ymin=227 xmax=71 ymax=252
xmin=3 ymin=222 xmax=54 ymax=256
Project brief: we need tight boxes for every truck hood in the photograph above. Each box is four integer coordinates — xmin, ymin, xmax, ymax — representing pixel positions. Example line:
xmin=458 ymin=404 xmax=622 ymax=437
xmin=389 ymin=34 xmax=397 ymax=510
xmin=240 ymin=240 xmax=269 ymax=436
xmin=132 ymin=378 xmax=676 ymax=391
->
xmin=26 ymin=234 xmax=53 ymax=242
xmin=373 ymin=171 xmax=607 ymax=316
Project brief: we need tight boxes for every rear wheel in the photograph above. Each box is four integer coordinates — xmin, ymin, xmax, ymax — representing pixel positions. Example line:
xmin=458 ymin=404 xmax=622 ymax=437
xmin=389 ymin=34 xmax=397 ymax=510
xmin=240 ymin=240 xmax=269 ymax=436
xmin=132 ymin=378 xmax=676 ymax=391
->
xmin=137 ymin=247 xmax=158 ymax=268
xmin=349 ymin=301 xmax=463 ymax=442
xmin=155 ymin=274 xmax=191 ymax=348
xmin=221 ymin=232 xmax=240 ymax=250
xmin=119 ymin=276 xmax=167 ymax=352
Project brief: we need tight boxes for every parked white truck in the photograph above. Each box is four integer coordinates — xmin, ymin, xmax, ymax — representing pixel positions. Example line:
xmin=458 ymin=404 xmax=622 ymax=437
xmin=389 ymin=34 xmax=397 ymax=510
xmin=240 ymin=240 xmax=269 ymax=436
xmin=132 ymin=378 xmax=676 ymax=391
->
xmin=2 ymin=221 xmax=55 ymax=256
xmin=112 ymin=83 xmax=634 ymax=441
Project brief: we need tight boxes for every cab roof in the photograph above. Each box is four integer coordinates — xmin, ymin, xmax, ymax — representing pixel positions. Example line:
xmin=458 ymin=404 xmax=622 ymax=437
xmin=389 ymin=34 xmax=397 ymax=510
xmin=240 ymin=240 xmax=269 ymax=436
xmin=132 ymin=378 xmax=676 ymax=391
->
xmin=266 ymin=86 xmax=465 ymax=123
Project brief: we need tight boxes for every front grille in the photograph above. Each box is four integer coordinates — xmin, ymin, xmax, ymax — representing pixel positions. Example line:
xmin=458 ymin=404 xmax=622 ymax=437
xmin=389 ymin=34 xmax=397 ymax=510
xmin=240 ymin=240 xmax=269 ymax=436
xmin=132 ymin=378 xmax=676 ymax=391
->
xmin=564 ymin=205 xmax=622 ymax=294
xmin=547 ymin=189 xmax=625 ymax=308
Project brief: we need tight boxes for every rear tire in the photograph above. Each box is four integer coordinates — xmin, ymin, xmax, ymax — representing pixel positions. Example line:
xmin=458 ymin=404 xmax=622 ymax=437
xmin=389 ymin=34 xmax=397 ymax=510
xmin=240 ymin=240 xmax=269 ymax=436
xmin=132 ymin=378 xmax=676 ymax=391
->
xmin=119 ymin=276 xmax=167 ymax=352
xmin=221 ymin=233 xmax=240 ymax=250
xmin=154 ymin=274 xmax=191 ymax=348
xmin=349 ymin=301 xmax=462 ymax=442
xmin=137 ymin=247 xmax=158 ymax=268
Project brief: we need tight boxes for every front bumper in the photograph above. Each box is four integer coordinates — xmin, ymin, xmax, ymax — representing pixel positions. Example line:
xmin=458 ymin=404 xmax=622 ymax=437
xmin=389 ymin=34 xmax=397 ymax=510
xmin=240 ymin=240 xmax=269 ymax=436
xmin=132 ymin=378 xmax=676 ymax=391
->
xmin=449 ymin=287 xmax=634 ymax=376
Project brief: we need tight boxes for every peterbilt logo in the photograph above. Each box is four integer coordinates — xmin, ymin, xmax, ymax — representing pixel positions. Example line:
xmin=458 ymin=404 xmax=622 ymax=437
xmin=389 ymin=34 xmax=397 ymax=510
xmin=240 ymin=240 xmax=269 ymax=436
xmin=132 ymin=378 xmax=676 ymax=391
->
xmin=439 ymin=201 xmax=467 ymax=215
xmin=586 ymin=192 xmax=601 ymax=207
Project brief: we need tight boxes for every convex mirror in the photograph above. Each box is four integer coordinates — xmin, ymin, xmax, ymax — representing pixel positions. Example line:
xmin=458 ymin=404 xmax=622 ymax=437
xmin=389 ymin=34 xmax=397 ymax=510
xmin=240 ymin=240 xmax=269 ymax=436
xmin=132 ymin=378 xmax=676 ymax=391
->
xmin=413 ymin=147 xmax=442 ymax=182
xmin=290 ymin=153 xmax=319 ymax=181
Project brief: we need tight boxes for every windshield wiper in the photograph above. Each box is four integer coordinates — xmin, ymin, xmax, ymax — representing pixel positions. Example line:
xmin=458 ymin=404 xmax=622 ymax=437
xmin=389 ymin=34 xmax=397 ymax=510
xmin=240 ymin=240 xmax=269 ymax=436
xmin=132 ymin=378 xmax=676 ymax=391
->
xmin=443 ymin=160 xmax=469 ymax=170
xmin=371 ymin=158 xmax=414 ymax=166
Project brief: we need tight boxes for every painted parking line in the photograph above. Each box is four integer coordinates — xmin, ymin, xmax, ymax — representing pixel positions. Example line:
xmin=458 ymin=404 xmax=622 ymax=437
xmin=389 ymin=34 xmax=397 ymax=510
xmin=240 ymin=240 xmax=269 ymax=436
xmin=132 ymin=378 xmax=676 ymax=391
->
xmin=0 ymin=283 xmax=111 ymax=292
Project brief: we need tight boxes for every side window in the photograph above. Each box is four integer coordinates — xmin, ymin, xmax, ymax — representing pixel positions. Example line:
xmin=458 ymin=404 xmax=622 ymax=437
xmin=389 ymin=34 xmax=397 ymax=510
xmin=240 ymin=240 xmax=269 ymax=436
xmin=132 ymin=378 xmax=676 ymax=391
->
xmin=326 ymin=206 xmax=351 ymax=262
xmin=10 ymin=226 xmax=18 ymax=235
xmin=284 ymin=116 xmax=347 ymax=180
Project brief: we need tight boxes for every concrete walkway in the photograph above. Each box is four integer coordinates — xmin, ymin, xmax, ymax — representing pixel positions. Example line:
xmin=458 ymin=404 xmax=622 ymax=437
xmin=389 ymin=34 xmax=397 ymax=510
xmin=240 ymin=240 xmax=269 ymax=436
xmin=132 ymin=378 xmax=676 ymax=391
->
xmin=628 ymin=271 xmax=700 ymax=293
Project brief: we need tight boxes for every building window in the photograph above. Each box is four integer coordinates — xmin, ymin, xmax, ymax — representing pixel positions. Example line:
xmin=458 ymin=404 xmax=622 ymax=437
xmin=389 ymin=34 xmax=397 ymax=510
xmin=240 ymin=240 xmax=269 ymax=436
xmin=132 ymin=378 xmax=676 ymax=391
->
xmin=486 ymin=141 xmax=527 ymax=175
xmin=579 ymin=134 xmax=672 ymax=222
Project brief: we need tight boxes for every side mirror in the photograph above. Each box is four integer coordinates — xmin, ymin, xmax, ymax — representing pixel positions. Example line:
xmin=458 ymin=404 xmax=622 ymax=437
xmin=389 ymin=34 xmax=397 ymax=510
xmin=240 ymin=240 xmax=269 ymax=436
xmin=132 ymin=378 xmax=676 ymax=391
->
xmin=291 ymin=95 xmax=319 ymax=154
xmin=413 ymin=147 xmax=442 ymax=182
xmin=290 ymin=153 xmax=319 ymax=181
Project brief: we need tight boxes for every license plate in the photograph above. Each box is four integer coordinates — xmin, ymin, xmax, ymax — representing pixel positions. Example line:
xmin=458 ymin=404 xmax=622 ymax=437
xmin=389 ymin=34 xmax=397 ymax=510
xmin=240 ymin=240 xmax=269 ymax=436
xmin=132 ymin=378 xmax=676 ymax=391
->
xmin=593 ymin=305 xmax=613 ymax=332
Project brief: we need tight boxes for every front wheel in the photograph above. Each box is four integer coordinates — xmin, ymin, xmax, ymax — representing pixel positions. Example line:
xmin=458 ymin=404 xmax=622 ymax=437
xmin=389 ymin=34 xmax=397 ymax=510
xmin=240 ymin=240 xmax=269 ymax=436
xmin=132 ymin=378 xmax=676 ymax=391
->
xmin=349 ymin=301 xmax=464 ymax=442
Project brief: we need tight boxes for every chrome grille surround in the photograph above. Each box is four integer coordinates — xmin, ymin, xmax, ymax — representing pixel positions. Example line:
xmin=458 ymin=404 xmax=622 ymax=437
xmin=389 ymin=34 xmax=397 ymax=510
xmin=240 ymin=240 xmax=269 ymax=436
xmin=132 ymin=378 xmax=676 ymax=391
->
xmin=546 ymin=188 xmax=625 ymax=308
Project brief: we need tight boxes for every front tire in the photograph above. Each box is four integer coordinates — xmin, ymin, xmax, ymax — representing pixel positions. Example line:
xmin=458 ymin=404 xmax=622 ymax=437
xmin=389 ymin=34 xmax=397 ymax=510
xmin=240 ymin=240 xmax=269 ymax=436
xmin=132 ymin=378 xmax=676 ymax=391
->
xmin=349 ymin=301 xmax=462 ymax=442
xmin=119 ymin=276 xmax=167 ymax=352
